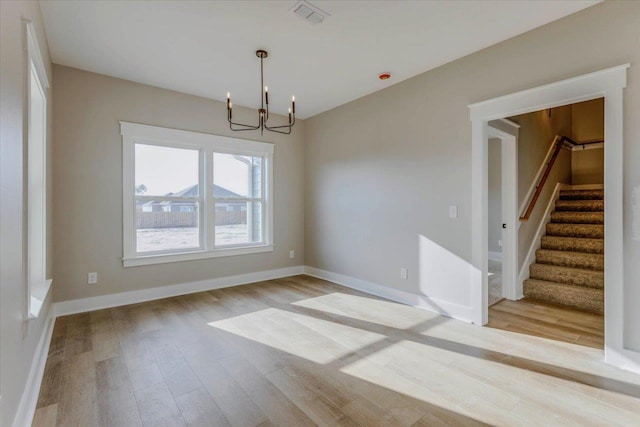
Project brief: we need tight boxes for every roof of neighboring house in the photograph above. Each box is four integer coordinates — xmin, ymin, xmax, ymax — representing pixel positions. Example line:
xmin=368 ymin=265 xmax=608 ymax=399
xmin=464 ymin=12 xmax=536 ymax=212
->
xmin=138 ymin=184 xmax=242 ymax=206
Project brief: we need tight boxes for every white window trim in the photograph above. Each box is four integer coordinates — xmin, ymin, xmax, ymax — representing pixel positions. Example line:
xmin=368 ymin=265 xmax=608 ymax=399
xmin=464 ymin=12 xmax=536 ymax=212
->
xmin=120 ymin=121 xmax=274 ymax=267
xmin=23 ymin=19 xmax=52 ymax=320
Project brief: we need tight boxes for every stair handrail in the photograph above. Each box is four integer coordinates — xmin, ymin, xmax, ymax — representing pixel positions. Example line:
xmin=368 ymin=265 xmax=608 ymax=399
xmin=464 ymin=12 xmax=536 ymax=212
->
xmin=519 ymin=135 xmax=572 ymax=221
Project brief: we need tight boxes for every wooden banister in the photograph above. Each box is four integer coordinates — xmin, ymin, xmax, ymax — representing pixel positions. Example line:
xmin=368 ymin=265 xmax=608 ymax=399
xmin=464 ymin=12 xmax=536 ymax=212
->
xmin=519 ymin=135 xmax=567 ymax=221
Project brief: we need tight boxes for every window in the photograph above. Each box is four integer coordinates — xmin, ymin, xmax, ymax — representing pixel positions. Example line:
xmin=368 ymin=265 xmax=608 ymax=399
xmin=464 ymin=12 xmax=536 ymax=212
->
xmin=121 ymin=122 xmax=274 ymax=267
xmin=25 ymin=21 xmax=51 ymax=319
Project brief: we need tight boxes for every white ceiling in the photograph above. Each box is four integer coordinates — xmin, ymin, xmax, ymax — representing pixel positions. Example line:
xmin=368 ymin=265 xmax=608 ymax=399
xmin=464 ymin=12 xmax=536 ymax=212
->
xmin=39 ymin=1 xmax=599 ymax=118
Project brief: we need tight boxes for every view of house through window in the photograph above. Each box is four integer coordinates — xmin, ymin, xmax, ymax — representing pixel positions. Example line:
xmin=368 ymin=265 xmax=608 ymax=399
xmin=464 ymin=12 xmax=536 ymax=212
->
xmin=132 ymin=139 xmax=267 ymax=255
xmin=134 ymin=144 xmax=200 ymax=253
xmin=213 ymin=153 xmax=263 ymax=246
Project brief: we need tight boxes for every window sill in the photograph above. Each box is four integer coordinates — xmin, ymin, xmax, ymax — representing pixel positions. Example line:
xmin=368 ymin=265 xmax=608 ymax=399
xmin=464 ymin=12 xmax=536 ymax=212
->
xmin=123 ymin=245 xmax=273 ymax=267
xmin=28 ymin=279 xmax=52 ymax=320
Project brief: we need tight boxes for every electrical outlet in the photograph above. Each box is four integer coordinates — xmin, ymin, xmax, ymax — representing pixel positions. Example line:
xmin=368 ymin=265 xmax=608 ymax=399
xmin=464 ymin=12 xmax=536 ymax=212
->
xmin=289 ymin=250 xmax=295 ymax=259
xmin=400 ymin=268 xmax=408 ymax=279
xmin=88 ymin=272 xmax=98 ymax=285
xmin=498 ymin=240 xmax=502 ymax=247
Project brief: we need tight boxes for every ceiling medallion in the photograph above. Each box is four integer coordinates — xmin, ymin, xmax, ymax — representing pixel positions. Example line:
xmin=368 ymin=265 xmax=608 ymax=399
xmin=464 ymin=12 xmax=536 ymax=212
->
xmin=227 ymin=50 xmax=296 ymax=135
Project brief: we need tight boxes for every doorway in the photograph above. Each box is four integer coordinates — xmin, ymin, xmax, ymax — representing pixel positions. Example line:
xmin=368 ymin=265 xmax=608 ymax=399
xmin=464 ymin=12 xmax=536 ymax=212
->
xmin=486 ymin=121 xmax=519 ymax=306
xmin=468 ymin=64 xmax=638 ymax=373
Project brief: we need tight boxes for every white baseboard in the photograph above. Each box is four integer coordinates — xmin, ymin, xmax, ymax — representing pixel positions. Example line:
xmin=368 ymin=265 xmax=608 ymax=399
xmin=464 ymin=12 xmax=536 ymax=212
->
xmin=605 ymin=348 xmax=640 ymax=375
xmin=12 ymin=310 xmax=56 ymax=427
xmin=517 ymin=183 xmax=570 ymax=292
xmin=54 ymin=265 xmax=305 ymax=317
xmin=304 ymin=266 xmax=474 ymax=323
xmin=570 ymin=184 xmax=604 ymax=190
xmin=488 ymin=251 xmax=503 ymax=261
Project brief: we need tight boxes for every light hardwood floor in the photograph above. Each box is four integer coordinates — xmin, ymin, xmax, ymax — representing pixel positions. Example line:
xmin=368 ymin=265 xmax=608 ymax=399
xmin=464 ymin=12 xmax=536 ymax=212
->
xmin=488 ymin=298 xmax=604 ymax=349
xmin=34 ymin=275 xmax=640 ymax=426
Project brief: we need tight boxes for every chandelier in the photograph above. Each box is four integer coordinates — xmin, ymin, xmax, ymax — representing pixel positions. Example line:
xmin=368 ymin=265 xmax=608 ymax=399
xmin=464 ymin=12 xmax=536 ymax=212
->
xmin=227 ymin=50 xmax=296 ymax=135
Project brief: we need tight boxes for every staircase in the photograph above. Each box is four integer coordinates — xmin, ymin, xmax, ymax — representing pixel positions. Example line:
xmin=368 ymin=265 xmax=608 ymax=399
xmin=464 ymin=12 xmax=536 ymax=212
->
xmin=523 ymin=188 xmax=604 ymax=314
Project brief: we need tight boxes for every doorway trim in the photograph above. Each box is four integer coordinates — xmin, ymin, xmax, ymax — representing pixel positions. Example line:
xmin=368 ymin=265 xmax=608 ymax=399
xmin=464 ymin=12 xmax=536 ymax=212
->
xmin=469 ymin=64 xmax=638 ymax=373
xmin=487 ymin=121 xmax=519 ymax=301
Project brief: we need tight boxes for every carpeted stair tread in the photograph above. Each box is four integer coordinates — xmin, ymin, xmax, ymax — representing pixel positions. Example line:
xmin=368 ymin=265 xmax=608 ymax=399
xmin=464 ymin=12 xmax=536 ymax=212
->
xmin=546 ymin=223 xmax=604 ymax=238
xmin=554 ymin=200 xmax=604 ymax=212
xmin=529 ymin=263 xmax=603 ymax=289
xmin=535 ymin=249 xmax=604 ymax=271
xmin=540 ymin=236 xmax=604 ymax=254
xmin=559 ymin=189 xmax=604 ymax=200
xmin=550 ymin=211 xmax=603 ymax=224
xmin=523 ymin=279 xmax=603 ymax=314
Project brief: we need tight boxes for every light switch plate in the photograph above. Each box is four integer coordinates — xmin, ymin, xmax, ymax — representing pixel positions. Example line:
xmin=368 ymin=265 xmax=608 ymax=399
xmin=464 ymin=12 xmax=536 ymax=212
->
xmin=448 ymin=205 xmax=458 ymax=219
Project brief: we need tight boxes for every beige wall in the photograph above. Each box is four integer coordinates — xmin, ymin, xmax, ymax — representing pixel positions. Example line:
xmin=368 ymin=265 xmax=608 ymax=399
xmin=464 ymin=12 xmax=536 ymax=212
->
xmin=573 ymin=148 xmax=605 ymax=185
xmin=488 ymin=139 xmax=502 ymax=254
xmin=0 ymin=2 xmax=54 ymax=425
xmin=571 ymin=98 xmax=604 ymax=185
xmin=509 ymin=106 xmax=572 ymax=271
xmin=52 ymin=65 xmax=305 ymax=302
xmin=304 ymin=1 xmax=640 ymax=350
xmin=572 ymin=98 xmax=604 ymax=142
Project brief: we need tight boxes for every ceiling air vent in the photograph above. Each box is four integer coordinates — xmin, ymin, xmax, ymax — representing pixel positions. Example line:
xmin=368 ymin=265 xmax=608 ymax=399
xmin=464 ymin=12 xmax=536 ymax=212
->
xmin=290 ymin=0 xmax=330 ymax=25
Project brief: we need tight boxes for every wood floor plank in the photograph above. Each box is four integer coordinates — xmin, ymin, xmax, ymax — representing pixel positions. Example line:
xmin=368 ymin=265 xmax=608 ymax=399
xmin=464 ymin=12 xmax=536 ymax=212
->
xmin=184 ymin=356 xmax=268 ymax=427
xmin=133 ymin=381 xmax=186 ymax=427
xmin=56 ymin=351 xmax=97 ymax=427
xmin=95 ymin=356 xmax=142 ymax=427
xmin=153 ymin=343 xmax=202 ymax=398
xmin=35 ymin=275 xmax=639 ymax=427
xmin=174 ymin=387 xmax=231 ymax=427
xmin=32 ymin=404 xmax=58 ymax=427
xmin=218 ymin=356 xmax=317 ymax=427
xmin=63 ymin=313 xmax=93 ymax=357
xmin=266 ymin=367 xmax=360 ymax=427
xmin=488 ymin=298 xmax=604 ymax=348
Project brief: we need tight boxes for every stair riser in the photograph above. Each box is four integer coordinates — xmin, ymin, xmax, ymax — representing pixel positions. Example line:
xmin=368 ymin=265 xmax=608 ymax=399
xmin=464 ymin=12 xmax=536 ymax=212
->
xmin=550 ymin=212 xmax=603 ymax=224
xmin=559 ymin=190 xmax=604 ymax=200
xmin=529 ymin=264 xmax=603 ymax=289
xmin=540 ymin=236 xmax=604 ymax=254
xmin=555 ymin=200 xmax=604 ymax=212
xmin=536 ymin=250 xmax=604 ymax=271
xmin=523 ymin=280 xmax=603 ymax=314
xmin=546 ymin=223 xmax=604 ymax=239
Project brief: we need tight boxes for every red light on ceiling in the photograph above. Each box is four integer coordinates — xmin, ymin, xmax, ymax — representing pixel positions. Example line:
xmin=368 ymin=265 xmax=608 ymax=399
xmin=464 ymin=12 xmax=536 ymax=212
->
xmin=378 ymin=72 xmax=391 ymax=80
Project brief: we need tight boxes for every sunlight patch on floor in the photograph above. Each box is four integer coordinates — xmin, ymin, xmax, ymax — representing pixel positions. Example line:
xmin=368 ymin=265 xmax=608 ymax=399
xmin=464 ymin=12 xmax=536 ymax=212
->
xmin=209 ymin=307 xmax=387 ymax=364
xmin=207 ymin=299 xmax=640 ymax=424
xmin=292 ymin=292 xmax=441 ymax=330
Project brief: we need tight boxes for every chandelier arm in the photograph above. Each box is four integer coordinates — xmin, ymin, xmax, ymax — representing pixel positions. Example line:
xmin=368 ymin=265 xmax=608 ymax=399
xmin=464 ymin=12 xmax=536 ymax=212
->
xmin=264 ymin=124 xmax=293 ymax=130
xmin=230 ymin=125 xmax=262 ymax=131
xmin=228 ymin=120 xmax=261 ymax=130
xmin=263 ymin=127 xmax=292 ymax=135
xmin=264 ymin=114 xmax=295 ymax=130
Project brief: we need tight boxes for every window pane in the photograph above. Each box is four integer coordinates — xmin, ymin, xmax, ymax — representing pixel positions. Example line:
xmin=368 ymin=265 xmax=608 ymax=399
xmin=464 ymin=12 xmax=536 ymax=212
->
xmin=28 ymin=64 xmax=47 ymax=286
xmin=215 ymin=202 xmax=262 ymax=246
xmin=135 ymin=144 xmax=199 ymax=196
xmin=136 ymin=200 xmax=200 ymax=252
xmin=213 ymin=153 xmax=262 ymax=199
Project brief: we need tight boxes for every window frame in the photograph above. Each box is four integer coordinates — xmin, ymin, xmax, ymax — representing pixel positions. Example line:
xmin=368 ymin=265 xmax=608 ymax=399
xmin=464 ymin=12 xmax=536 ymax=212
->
xmin=24 ymin=20 xmax=52 ymax=320
xmin=121 ymin=121 xmax=274 ymax=267
xmin=212 ymin=151 xmax=266 ymax=249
